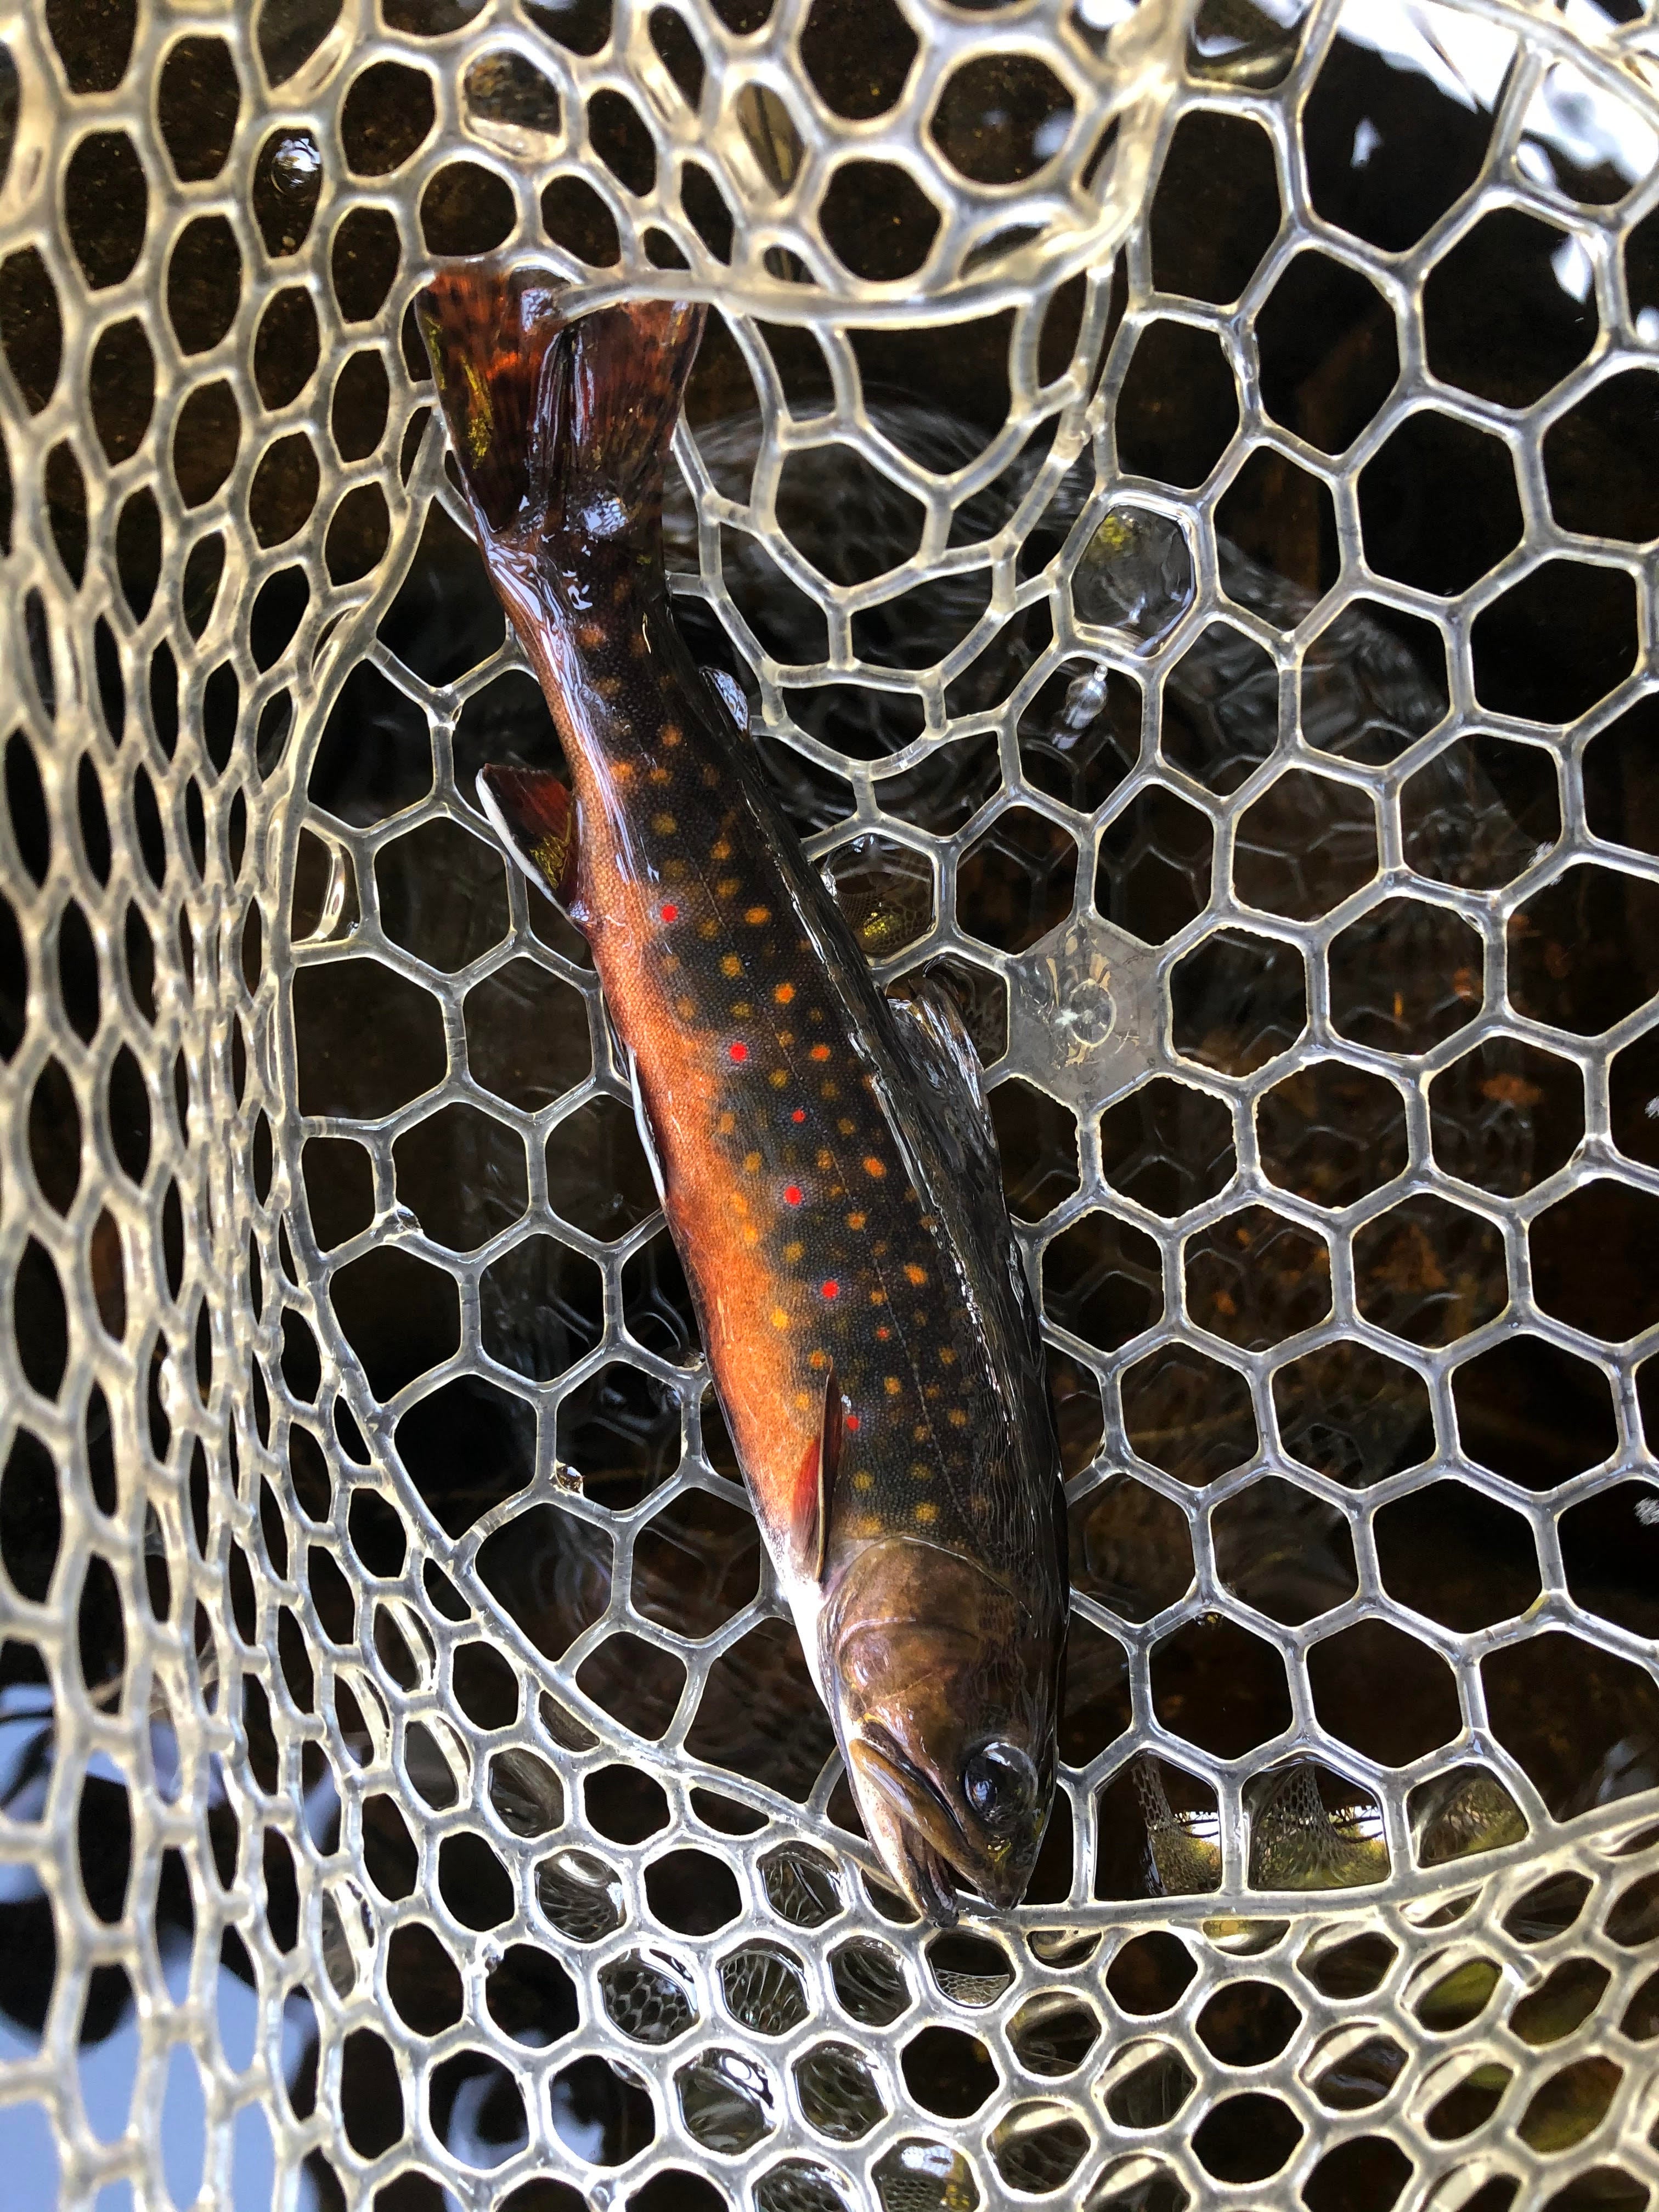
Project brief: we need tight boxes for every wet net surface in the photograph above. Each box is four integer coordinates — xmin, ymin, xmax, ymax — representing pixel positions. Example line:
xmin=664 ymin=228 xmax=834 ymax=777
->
xmin=3 ymin=0 xmax=1659 ymax=2204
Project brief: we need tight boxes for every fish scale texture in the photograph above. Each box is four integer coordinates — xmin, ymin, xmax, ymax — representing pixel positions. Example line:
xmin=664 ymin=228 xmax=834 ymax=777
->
xmin=2 ymin=0 xmax=1659 ymax=2207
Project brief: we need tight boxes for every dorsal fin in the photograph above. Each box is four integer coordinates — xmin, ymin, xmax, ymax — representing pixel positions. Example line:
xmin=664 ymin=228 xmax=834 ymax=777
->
xmin=886 ymin=971 xmax=1000 ymax=1198
xmin=478 ymin=764 xmax=579 ymax=912
xmin=791 ymin=1363 xmax=842 ymax=1583
xmin=888 ymin=970 xmax=1046 ymax=1365
xmin=702 ymin=667 xmax=749 ymax=735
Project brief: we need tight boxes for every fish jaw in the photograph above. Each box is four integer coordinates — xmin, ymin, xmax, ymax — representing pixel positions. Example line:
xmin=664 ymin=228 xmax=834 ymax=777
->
xmin=849 ymin=1736 xmax=966 ymax=1923
xmin=822 ymin=1539 xmax=1062 ymax=1925
xmin=846 ymin=1730 xmax=1036 ymax=1924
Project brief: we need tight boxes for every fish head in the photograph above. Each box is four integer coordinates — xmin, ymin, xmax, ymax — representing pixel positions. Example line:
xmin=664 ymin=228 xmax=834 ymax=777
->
xmin=821 ymin=1539 xmax=1063 ymax=1924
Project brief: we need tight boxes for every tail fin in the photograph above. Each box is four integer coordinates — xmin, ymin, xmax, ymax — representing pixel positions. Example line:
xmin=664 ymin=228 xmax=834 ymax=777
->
xmin=416 ymin=269 xmax=704 ymax=543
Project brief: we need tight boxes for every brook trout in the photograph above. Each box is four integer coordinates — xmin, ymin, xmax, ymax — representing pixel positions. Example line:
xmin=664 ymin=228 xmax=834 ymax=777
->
xmin=416 ymin=272 xmax=1066 ymax=1922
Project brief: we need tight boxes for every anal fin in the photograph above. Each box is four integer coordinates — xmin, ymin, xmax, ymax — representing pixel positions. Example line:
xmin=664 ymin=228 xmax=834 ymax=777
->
xmin=478 ymin=763 xmax=579 ymax=912
xmin=627 ymin=1046 xmax=667 ymax=1206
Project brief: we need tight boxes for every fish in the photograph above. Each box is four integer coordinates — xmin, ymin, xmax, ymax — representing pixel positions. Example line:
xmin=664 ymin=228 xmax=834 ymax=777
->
xmin=414 ymin=268 xmax=1068 ymax=1923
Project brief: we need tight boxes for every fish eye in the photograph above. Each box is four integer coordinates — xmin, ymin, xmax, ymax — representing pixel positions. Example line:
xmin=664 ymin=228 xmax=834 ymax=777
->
xmin=962 ymin=1741 xmax=1036 ymax=1832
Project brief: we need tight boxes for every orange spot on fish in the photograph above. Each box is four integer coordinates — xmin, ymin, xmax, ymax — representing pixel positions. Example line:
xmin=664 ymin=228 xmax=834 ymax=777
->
xmin=775 ymin=983 xmax=795 ymax=1004
xmin=904 ymin=1264 xmax=926 ymax=1286
xmin=745 ymin=906 xmax=770 ymax=925
xmin=863 ymin=1155 xmax=885 ymax=1178
xmin=810 ymin=1043 xmax=831 ymax=1062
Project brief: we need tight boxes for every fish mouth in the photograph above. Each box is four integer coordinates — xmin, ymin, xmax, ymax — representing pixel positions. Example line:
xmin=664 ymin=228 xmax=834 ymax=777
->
xmin=849 ymin=1725 xmax=1022 ymax=1926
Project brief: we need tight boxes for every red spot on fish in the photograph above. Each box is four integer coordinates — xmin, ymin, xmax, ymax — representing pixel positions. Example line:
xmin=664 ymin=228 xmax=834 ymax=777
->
xmin=729 ymin=1041 xmax=748 ymax=1063
xmin=846 ymin=1413 xmax=861 ymax=1432
xmin=791 ymin=1108 xmax=806 ymax=1124
xmin=660 ymin=902 xmax=678 ymax=923
xmin=785 ymin=1185 xmax=802 ymax=1206
xmin=821 ymin=1279 xmax=839 ymax=1300
xmin=876 ymin=1325 xmax=890 ymax=1340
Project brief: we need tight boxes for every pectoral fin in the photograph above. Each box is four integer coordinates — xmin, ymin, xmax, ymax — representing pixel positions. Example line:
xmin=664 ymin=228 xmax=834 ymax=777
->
xmin=789 ymin=1363 xmax=842 ymax=1583
xmin=478 ymin=763 xmax=579 ymax=911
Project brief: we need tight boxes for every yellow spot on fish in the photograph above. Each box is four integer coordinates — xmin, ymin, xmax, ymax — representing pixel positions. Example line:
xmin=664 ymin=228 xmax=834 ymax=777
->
xmin=847 ymin=1211 xmax=866 ymax=1231
xmin=949 ymin=1408 xmax=968 ymax=1427
xmin=676 ymin=995 xmax=697 ymax=1018
xmin=778 ymin=1030 xmax=795 ymax=1047
xmin=578 ymin=622 xmax=605 ymax=650
xmin=769 ymin=1068 xmax=788 ymax=1088
xmin=884 ymin=1376 xmax=901 ymax=1397
xmin=732 ymin=1001 xmax=752 ymax=1018
xmin=663 ymin=857 xmax=687 ymax=882
xmin=649 ymin=765 xmax=671 ymax=785
xmin=853 ymin=1471 xmax=873 ymax=1493
xmin=771 ymin=1307 xmax=789 ymax=1329
xmin=870 ymin=1288 xmax=887 ymax=1306
xmin=703 ymin=765 xmax=719 ymax=786
xmin=662 ymin=723 xmax=682 ymax=746
xmin=745 ymin=906 xmax=770 ymax=926
xmin=613 ymin=761 xmax=636 ymax=786
xmin=816 ymin=1148 xmax=833 ymax=1170
xmin=912 ymin=1424 xmax=927 ymax=1443
xmin=717 ymin=877 xmax=740 ymax=899
xmin=785 ymin=1240 xmax=804 ymax=1263
xmin=940 ymin=1346 xmax=957 ymax=1365
xmin=744 ymin=1150 xmax=761 ymax=1172
xmin=905 ymin=1264 xmax=927 ymax=1286
xmin=775 ymin=982 xmax=795 ymax=1005
xmin=699 ymin=918 xmax=719 ymax=939
xmin=712 ymin=838 xmax=731 ymax=861
xmin=652 ymin=812 xmax=677 ymax=835
xmin=915 ymin=1501 xmax=938 ymax=1524
xmin=838 ymin=1118 xmax=854 ymax=1135
xmin=718 ymin=1111 xmax=736 ymax=1135
xmin=597 ymin=676 xmax=622 ymax=700
xmin=795 ymin=1391 xmax=811 ymax=1412
xmin=911 ymin=1463 xmax=932 ymax=1481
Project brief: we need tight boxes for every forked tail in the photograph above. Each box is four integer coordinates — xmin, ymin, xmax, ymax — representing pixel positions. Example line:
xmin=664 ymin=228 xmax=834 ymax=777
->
xmin=416 ymin=268 xmax=705 ymax=545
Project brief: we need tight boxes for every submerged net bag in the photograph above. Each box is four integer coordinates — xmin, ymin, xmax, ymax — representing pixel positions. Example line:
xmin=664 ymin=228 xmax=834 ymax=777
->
xmin=3 ymin=0 xmax=1659 ymax=2202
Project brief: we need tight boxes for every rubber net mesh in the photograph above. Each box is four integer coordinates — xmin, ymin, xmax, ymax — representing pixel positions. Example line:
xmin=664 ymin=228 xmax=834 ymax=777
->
xmin=3 ymin=0 xmax=1659 ymax=2203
